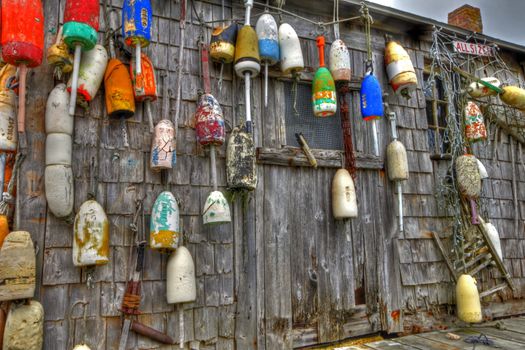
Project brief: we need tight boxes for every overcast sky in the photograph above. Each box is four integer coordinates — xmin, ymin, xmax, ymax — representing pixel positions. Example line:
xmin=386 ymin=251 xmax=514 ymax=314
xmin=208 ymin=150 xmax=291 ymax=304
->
xmin=368 ymin=0 xmax=525 ymax=46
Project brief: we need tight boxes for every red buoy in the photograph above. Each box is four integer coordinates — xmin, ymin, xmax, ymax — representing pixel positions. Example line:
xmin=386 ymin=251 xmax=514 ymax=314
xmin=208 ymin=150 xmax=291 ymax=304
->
xmin=63 ymin=0 xmax=100 ymax=31
xmin=1 ymin=0 xmax=44 ymax=134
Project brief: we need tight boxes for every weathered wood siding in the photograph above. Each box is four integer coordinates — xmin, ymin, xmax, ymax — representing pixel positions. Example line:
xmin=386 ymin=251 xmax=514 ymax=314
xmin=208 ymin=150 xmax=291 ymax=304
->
xmin=18 ymin=0 xmax=525 ymax=349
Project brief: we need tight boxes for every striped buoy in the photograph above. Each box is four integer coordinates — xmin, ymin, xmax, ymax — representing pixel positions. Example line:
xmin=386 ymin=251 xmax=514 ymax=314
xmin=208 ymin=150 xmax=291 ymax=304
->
xmin=312 ymin=36 xmax=336 ymax=117
xmin=385 ymin=40 xmax=417 ymax=97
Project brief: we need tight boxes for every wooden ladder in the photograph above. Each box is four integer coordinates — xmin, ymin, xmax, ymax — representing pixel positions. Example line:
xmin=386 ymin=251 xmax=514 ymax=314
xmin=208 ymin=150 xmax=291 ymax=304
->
xmin=432 ymin=216 xmax=515 ymax=299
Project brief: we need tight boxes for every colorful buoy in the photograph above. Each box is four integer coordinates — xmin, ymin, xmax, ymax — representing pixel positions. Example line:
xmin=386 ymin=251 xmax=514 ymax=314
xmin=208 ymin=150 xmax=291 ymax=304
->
xmin=464 ymin=101 xmax=487 ymax=143
xmin=256 ymin=13 xmax=279 ymax=107
xmin=312 ymin=36 xmax=336 ymax=117
xmin=122 ymin=0 xmax=152 ymax=75
xmin=332 ymin=169 xmax=357 ymax=219
xmin=166 ymin=246 xmax=196 ymax=304
xmin=385 ymin=40 xmax=417 ymax=97
xmin=73 ymin=200 xmax=110 ymax=267
xmin=150 ymin=191 xmax=179 ymax=251
xmin=329 ymin=39 xmax=351 ymax=82
xmin=0 ymin=65 xmax=17 ymax=200
xmin=150 ymin=119 xmax=176 ymax=171
xmin=130 ymin=52 xmax=157 ymax=132
xmin=360 ymin=72 xmax=383 ymax=156
xmin=195 ymin=93 xmax=225 ymax=146
xmin=104 ymin=58 xmax=135 ymax=119
xmin=210 ymin=23 xmax=238 ymax=64
xmin=467 ymin=77 xmax=500 ymax=98
xmin=47 ymin=27 xmax=74 ymax=78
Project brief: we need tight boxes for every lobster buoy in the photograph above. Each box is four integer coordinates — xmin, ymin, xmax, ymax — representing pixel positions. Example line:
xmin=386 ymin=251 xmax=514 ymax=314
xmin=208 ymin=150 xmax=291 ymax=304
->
xmin=45 ymin=133 xmax=72 ymax=166
xmin=467 ymin=77 xmax=500 ymax=98
xmin=130 ymin=52 xmax=157 ymax=132
xmin=67 ymin=45 xmax=108 ymax=108
xmin=104 ymin=58 xmax=135 ymax=119
xmin=312 ymin=36 xmax=336 ymax=117
xmin=464 ymin=101 xmax=487 ymax=143
xmin=279 ymin=23 xmax=304 ymax=75
xmin=122 ymin=0 xmax=152 ymax=75
xmin=387 ymin=140 xmax=409 ymax=181
xmin=0 ymin=71 xmax=17 ymax=152
xmin=456 ymin=274 xmax=482 ymax=323
xmin=226 ymin=125 xmax=257 ymax=191
xmin=0 ymin=231 xmax=36 ymax=301
xmin=256 ymin=13 xmax=279 ymax=106
xmin=332 ymin=169 xmax=357 ymax=219
xmin=73 ymin=345 xmax=91 ymax=350
xmin=329 ymin=39 xmax=351 ymax=82
xmin=1 ymin=0 xmax=44 ymax=133
xmin=45 ymin=165 xmax=74 ymax=219
xmin=45 ymin=84 xmax=74 ymax=135
xmin=47 ymin=27 xmax=74 ymax=76
xmin=385 ymin=40 xmax=417 ymax=97
xmin=150 ymin=191 xmax=179 ymax=251
xmin=234 ymin=25 xmax=261 ymax=78
xmin=482 ymin=222 xmax=503 ymax=261
xmin=203 ymin=191 xmax=231 ymax=225
xmin=500 ymin=86 xmax=525 ymax=110
xmin=150 ymin=119 xmax=176 ymax=171
xmin=73 ymin=200 xmax=110 ymax=267
xmin=210 ymin=23 xmax=238 ymax=64
xmin=167 ymin=246 xmax=196 ymax=304
xmin=195 ymin=94 xmax=225 ymax=146
xmin=476 ymin=158 xmax=488 ymax=179
xmin=360 ymin=73 xmax=384 ymax=121
xmin=3 ymin=300 xmax=44 ymax=350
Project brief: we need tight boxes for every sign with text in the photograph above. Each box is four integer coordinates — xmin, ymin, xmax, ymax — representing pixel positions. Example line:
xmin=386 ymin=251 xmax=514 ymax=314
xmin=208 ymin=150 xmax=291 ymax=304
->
xmin=453 ymin=41 xmax=495 ymax=57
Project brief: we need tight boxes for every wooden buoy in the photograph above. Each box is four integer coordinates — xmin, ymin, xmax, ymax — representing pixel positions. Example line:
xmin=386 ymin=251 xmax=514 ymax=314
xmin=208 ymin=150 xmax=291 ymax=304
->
xmin=167 ymin=246 xmax=196 ymax=304
xmin=195 ymin=94 xmax=225 ymax=146
xmin=360 ymin=73 xmax=383 ymax=156
xmin=150 ymin=119 xmax=176 ymax=171
xmin=73 ymin=200 xmax=110 ymax=266
xmin=0 ymin=231 xmax=36 ymax=301
xmin=464 ymin=101 xmax=487 ymax=143
xmin=279 ymin=23 xmax=304 ymax=75
xmin=387 ymin=140 xmax=409 ymax=181
xmin=500 ymin=85 xmax=525 ymax=110
xmin=46 ymin=27 xmax=74 ymax=77
xmin=210 ymin=23 xmax=238 ymax=64
xmin=123 ymin=0 xmax=152 ymax=75
xmin=104 ymin=58 xmax=135 ymax=119
xmin=63 ymin=0 xmax=100 ymax=115
xmin=467 ymin=77 xmax=500 ymax=98
xmin=1 ymin=0 xmax=44 ymax=133
xmin=312 ymin=36 xmax=336 ymax=117
xmin=45 ymin=165 xmax=74 ymax=219
xmin=456 ymin=274 xmax=482 ymax=323
xmin=482 ymin=222 xmax=503 ymax=261
xmin=203 ymin=191 xmax=231 ymax=225
xmin=130 ymin=53 xmax=157 ymax=132
xmin=150 ymin=191 xmax=179 ymax=251
xmin=67 ymin=45 xmax=108 ymax=109
xmin=45 ymin=133 xmax=72 ymax=166
xmin=256 ymin=13 xmax=279 ymax=107
xmin=226 ymin=125 xmax=257 ymax=191
xmin=456 ymin=154 xmax=481 ymax=225
xmin=329 ymin=39 xmax=351 ymax=82
xmin=3 ymin=300 xmax=44 ymax=350
xmin=332 ymin=169 xmax=357 ymax=219
xmin=384 ymin=40 xmax=417 ymax=97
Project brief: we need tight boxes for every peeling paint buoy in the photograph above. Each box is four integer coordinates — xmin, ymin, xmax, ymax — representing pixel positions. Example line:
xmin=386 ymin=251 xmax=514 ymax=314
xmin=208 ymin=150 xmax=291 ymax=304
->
xmin=45 ymin=165 xmax=74 ymax=219
xmin=332 ymin=169 xmax=357 ymax=219
xmin=226 ymin=125 xmax=257 ymax=191
xmin=312 ymin=36 xmax=336 ymax=117
xmin=3 ymin=300 xmax=44 ymax=350
xmin=203 ymin=191 xmax=231 ymax=225
xmin=73 ymin=200 xmax=110 ymax=267
xmin=150 ymin=119 xmax=176 ymax=171
xmin=329 ymin=39 xmax=351 ymax=82
xmin=167 ymin=246 xmax=196 ymax=304
xmin=150 ymin=191 xmax=179 ymax=251
xmin=195 ymin=93 xmax=225 ymax=146
xmin=210 ymin=23 xmax=238 ymax=64
xmin=0 ymin=231 xmax=36 ymax=301
xmin=467 ymin=77 xmax=500 ymax=98
xmin=104 ymin=58 xmax=135 ymax=119
xmin=456 ymin=274 xmax=482 ymax=323
xmin=385 ymin=40 xmax=417 ymax=97
xmin=464 ymin=101 xmax=487 ymax=143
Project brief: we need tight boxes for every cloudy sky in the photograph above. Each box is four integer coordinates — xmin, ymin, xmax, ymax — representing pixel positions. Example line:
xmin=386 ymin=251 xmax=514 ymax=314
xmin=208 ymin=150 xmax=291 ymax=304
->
xmin=368 ymin=0 xmax=525 ymax=46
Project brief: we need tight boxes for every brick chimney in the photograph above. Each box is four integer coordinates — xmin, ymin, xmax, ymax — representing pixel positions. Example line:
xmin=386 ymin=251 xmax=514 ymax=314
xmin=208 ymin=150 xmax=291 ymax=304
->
xmin=448 ymin=4 xmax=483 ymax=33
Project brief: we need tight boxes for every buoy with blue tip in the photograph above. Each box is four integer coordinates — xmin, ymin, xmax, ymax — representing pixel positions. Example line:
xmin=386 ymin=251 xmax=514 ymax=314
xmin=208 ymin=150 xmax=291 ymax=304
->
xmin=360 ymin=71 xmax=383 ymax=156
xmin=312 ymin=36 xmax=336 ymax=117
xmin=122 ymin=0 xmax=152 ymax=75
xmin=256 ymin=13 xmax=279 ymax=107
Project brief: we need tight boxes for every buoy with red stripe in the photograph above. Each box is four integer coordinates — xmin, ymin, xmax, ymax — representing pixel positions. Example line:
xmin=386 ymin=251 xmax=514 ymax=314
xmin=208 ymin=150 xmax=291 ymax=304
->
xmin=0 ymin=65 xmax=17 ymax=202
xmin=67 ymin=45 xmax=108 ymax=109
xmin=150 ymin=191 xmax=179 ymax=251
xmin=123 ymin=0 xmax=152 ymax=75
xmin=73 ymin=200 xmax=110 ymax=267
xmin=329 ymin=39 xmax=351 ymax=82
xmin=63 ymin=0 xmax=100 ymax=115
xmin=312 ymin=36 xmax=336 ymax=117
xmin=130 ymin=53 xmax=157 ymax=132
xmin=464 ymin=101 xmax=487 ymax=143
xmin=385 ymin=40 xmax=417 ymax=97
xmin=1 ymin=0 xmax=44 ymax=134
xmin=256 ymin=13 xmax=279 ymax=107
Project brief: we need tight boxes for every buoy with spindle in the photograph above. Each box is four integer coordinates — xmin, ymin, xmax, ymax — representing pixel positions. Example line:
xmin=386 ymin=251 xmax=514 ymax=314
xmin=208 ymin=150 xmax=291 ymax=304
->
xmin=150 ymin=74 xmax=175 ymax=171
xmin=130 ymin=53 xmax=157 ymax=132
xmin=1 ymin=0 xmax=44 ymax=134
xmin=256 ymin=13 xmax=279 ymax=107
xmin=456 ymin=154 xmax=481 ymax=225
xmin=467 ymin=77 xmax=500 ymax=98
xmin=210 ymin=0 xmax=237 ymax=92
xmin=122 ymin=0 xmax=152 ymax=76
xmin=456 ymin=274 xmax=482 ymax=323
xmin=0 ymin=65 xmax=17 ymax=202
xmin=386 ymin=112 xmax=409 ymax=232
xmin=385 ymin=39 xmax=418 ymax=98
xmin=464 ymin=101 xmax=487 ymax=143
xmin=150 ymin=191 xmax=179 ymax=252
xmin=45 ymin=84 xmax=74 ymax=219
xmin=195 ymin=41 xmax=230 ymax=225
xmin=360 ymin=72 xmax=383 ymax=156
xmin=63 ymin=0 xmax=100 ymax=115
xmin=312 ymin=36 xmax=336 ymax=117
xmin=279 ymin=23 xmax=304 ymax=114
xmin=234 ymin=0 xmax=260 ymax=133
xmin=47 ymin=26 xmax=74 ymax=79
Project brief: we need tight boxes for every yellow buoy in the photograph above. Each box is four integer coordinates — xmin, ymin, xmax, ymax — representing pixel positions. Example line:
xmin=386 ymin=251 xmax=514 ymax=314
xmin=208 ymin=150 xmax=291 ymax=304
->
xmin=456 ymin=274 xmax=482 ymax=323
xmin=500 ymin=85 xmax=525 ymax=110
xmin=384 ymin=40 xmax=417 ymax=97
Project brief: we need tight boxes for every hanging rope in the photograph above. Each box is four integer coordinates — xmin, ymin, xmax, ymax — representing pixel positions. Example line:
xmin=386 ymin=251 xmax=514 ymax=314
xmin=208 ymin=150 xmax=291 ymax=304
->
xmin=0 ymin=153 xmax=24 ymax=216
xmin=360 ymin=2 xmax=373 ymax=72
xmin=333 ymin=0 xmax=340 ymax=40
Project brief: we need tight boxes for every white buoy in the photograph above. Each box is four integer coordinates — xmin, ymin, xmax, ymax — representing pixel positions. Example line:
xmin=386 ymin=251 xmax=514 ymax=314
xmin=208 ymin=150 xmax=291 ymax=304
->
xmin=166 ymin=246 xmax=196 ymax=304
xmin=278 ymin=23 xmax=304 ymax=75
xmin=332 ymin=169 xmax=358 ymax=219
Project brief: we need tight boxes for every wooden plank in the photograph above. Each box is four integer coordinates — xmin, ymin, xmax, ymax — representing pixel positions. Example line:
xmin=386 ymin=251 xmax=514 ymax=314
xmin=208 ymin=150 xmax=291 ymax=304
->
xmin=475 ymin=326 xmax=525 ymax=344
xmin=365 ymin=340 xmax=421 ymax=350
xmin=453 ymin=328 xmax=525 ymax=350
xmin=396 ymin=334 xmax=457 ymax=350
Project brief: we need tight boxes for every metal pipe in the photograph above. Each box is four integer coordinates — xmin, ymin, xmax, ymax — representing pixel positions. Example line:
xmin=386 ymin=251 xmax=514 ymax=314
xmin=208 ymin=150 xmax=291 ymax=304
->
xmin=371 ymin=119 xmax=379 ymax=156
xmin=69 ymin=45 xmax=82 ymax=116
xmin=245 ymin=72 xmax=252 ymax=133
xmin=135 ymin=45 xmax=142 ymax=75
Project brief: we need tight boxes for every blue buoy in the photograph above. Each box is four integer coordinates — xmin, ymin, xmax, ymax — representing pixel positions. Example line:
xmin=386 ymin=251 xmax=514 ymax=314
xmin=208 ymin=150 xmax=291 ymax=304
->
xmin=122 ymin=0 xmax=152 ymax=75
xmin=360 ymin=73 xmax=384 ymax=120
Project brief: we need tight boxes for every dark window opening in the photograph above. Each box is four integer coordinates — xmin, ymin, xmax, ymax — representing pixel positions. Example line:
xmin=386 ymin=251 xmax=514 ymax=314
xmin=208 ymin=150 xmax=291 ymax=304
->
xmin=424 ymin=70 xmax=450 ymax=155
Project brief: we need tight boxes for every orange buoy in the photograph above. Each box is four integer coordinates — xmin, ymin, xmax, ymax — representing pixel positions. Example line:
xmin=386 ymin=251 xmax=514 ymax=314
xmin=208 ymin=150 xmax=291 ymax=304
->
xmin=130 ymin=52 xmax=157 ymax=131
xmin=104 ymin=58 xmax=135 ymax=119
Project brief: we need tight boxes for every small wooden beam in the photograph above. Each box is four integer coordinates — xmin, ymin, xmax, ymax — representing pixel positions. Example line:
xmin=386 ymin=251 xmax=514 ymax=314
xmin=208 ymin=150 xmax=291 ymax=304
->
xmin=431 ymin=231 xmax=458 ymax=282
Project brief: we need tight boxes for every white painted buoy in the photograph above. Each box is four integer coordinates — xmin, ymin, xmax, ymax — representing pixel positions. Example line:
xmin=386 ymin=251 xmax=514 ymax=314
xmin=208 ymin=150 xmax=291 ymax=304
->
xmin=476 ymin=158 xmax=489 ymax=179
xmin=332 ymin=169 xmax=358 ymax=219
xmin=3 ymin=300 xmax=44 ymax=350
xmin=167 ymin=246 xmax=196 ymax=304
xmin=278 ymin=23 xmax=304 ymax=75
xmin=73 ymin=200 xmax=110 ymax=266
xmin=150 ymin=191 xmax=180 ymax=251
xmin=150 ymin=119 xmax=176 ymax=171
xmin=483 ymin=222 xmax=503 ymax=261
xmin=385 ymin=40 xmax=417 ymax=96
xmin=45 ymin=165 xmax=74 ymax=218
xmin=45 ymin=133 xmax=72 ymax=166
xmin=203 ymin=190 xmax=231 ymax=225
xmin=467 ymin=77 xmax=501 ymax=98
xmin=45 ymin=83 xmax=74 ymax=135
xmin=329 ymin=39 xmax=351 ymax=82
